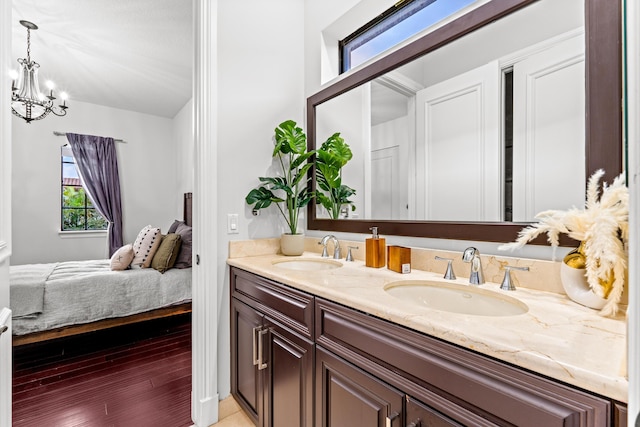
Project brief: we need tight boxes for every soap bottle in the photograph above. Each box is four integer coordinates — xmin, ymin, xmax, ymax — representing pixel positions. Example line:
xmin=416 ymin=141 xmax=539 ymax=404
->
xmin=365 ymin=227 xmax=386 ymax=268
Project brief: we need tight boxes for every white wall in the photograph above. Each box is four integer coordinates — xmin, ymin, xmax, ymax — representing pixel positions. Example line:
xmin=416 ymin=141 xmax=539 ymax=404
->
xmin=11 ymin=100 xmax=182 ymax=265
xmin=174 ymin=98 xmax=194 ymax=200
xmin=215 ymin=0 xmax=306 ymax=399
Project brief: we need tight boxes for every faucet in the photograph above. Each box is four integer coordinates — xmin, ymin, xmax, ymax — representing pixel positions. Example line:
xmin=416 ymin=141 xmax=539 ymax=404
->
xmin=319 ymin=235 xmax=341 ymax=259
xmin=462 ymin=247 xmax=484 ymax=285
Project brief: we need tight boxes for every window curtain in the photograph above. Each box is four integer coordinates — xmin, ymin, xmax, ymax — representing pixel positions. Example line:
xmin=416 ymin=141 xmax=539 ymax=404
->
xmin=66 ymin=133 xmax=123 ymax=256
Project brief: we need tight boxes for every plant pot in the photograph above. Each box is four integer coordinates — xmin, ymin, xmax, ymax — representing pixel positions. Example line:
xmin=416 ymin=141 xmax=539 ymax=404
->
xmin=280 ymin=233 xmax=305 ymax=256
xmin=560 ymin=247 xmax=608 ymax=310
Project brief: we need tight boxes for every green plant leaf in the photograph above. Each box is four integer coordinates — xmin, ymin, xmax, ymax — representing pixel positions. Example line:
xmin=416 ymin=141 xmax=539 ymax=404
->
xmin=275 ymin=120 xmax=307 ymax=155
xmin=290 ymin=150 xmax=315 ymax=170
xmin=319 ymin=133 xmax=352 ymax=168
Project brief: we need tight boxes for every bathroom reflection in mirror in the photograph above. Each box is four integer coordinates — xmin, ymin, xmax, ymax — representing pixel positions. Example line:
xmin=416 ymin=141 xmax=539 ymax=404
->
xmin=314 ymin=0 xmax=586 ymax=223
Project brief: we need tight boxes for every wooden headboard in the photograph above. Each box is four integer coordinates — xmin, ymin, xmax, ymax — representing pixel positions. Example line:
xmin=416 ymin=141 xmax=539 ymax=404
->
xmin=184 ymin=192 xmax=193 ymax=226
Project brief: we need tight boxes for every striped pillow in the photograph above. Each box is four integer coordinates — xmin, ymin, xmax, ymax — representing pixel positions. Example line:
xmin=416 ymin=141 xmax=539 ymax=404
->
xmin=132 ymin=225 xmax=162 ymax=268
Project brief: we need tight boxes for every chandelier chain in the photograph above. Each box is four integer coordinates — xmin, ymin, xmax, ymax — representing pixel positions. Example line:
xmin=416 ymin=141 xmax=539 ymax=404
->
xmin=26 ymin=28 xmax=31 ymax=62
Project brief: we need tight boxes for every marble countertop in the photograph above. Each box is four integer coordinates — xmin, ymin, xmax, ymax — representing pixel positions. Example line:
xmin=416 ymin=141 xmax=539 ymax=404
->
xmin=227 ymin=252 xmax=628 ymax=403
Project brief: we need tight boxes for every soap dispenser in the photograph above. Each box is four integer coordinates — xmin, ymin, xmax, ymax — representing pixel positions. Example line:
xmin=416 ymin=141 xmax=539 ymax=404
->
xmin=365 ymin=227 xmax=386 ymax=268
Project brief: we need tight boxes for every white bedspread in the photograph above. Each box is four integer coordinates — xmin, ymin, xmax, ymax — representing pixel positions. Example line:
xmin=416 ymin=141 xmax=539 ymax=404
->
xmin=10 ymin=263 xmax=56 ymax=318
xmin=11 ymin=260 xmax=192 ymax=336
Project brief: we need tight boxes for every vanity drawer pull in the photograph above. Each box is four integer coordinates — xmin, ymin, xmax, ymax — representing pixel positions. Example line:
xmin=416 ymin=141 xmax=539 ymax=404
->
xmin=252 ymin=326 xmax=261 ymax=366
xmin=257 ymin=328 xmax=269 ymax=370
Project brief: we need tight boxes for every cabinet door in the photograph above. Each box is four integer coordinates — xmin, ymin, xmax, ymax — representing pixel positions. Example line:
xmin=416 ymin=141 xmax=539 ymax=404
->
xmin=316 ymin=346 xmax=404 ymax=427
xmin=263 ymin=318 xmax=314 ymax=427
xmin=406 ymin=396 xmax=463 ymax=427
xmin=231 ymin=299 xmax=263 ymax=425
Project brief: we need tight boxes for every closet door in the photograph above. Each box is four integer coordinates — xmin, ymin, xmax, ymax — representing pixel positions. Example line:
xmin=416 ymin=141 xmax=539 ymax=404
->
xmin=415 ymin=61 xmax=501 ymax=221
xmin=511 ymin=34 xmax=585 ymax=221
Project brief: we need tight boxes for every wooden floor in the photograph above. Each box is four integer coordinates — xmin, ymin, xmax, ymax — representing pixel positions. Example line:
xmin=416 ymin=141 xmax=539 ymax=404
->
xmin=12 ymin=314 xmax=193 ymax=427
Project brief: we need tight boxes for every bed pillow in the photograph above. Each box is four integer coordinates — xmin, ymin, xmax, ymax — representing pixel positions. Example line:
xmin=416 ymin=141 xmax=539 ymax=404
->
xmin=171 ymin=221 xmax=192 ymax=269
xmin=110 ymin=244 xmax=134 ymax=271
xmin=151 ymin=233 xmax=182 ymax=273
xmin=132 ymin=225 xmax=162 ymax=268
xmin=168 ymin=219 xmax=182 ymax=234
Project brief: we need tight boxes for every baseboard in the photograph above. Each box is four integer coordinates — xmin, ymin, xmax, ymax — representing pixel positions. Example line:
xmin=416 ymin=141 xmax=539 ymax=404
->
xmin=192 ymin=393 xmax=219 ymax=427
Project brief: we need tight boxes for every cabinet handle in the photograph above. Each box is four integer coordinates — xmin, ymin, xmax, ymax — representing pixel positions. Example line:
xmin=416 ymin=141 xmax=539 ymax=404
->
xmin=252 ymin=326 xmax=261 ymax=366
xmin=386 ymin=411 xmax=400 ymax=427
xmin=257 ymin=328 xmax=268 ymax=370
xmin=407 ymin=421 xmax=420 ymax=427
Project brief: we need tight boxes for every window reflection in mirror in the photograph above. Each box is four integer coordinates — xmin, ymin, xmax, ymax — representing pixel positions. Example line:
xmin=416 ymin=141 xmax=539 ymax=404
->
xmin=317 ymin=0 xmax=585 ymax=223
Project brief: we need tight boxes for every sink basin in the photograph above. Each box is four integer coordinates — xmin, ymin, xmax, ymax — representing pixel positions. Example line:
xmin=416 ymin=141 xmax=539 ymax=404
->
xmin=384 ymin=280 xmax=528 ymax=316
xmin=272 ymin=258 xmax=342 ymax=271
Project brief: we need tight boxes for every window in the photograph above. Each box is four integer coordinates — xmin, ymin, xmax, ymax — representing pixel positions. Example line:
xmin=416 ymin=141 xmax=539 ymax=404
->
xmin=340 ymin=0 xmax=477 ymax=73
xmin=61 ymin=146 xmax=108 ymax=231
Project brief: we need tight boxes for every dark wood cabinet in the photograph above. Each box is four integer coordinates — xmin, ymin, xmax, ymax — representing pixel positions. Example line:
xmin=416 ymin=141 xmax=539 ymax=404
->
xmin=405 ymin=396 xmax=464 ymax=427
xmin=230 ymin=267 xmax=628 ymax=427
xmin=231 ymin=300 xmax=263 ymax=424
xmin=315 ymin=297 xmax=613 ymax=427
xmin=316 ymin=346 xmax=404 ymax=427
xmin=263 ymin=317 xmax=314 ymax=427
xmin=231 ymin=268 xmax=314 ymax=427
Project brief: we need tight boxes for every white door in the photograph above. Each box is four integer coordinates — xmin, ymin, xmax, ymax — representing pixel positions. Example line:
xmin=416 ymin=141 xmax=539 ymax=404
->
xmin=415 ymin=61 xmax=501 ymax=221
xmin=511 ymin=34 xmax=585 ymax=221
xmin=0 ymin=2 xmax=12 ymax=427
xmin=371 ymin=146 xmax=403 ymax=219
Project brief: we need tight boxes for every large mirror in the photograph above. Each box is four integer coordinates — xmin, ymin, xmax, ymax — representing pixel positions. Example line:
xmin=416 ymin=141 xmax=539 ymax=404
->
xmin=307 ymin=0 xmax=622 ymax=245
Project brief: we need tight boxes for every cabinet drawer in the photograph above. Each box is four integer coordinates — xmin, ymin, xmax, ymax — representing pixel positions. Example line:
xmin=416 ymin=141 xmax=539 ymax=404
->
xmin=316 ymin=297 xmax=610 ymax=427
xmin=231 ymin=267 xmax=314 ymax=339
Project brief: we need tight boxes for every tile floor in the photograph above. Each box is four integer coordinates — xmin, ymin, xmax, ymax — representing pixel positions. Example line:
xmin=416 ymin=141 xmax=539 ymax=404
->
xmin=209 ymin=396 xmax=254 ymax=427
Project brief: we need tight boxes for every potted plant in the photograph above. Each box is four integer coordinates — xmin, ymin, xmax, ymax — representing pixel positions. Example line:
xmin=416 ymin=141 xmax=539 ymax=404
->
xmin=315 ymin=132 xmax=356 ymax=219
xmin=245 ymin=120 xmax=315 ymax=255
xmin=499 ymin=169 xmax=628 ymax=317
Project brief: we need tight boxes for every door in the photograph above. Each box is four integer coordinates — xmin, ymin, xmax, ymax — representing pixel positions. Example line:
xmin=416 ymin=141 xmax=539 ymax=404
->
xmin=415 ymin=61 xmax=501 ymax=221
xmin=263 ymin=318 xmax=314 ymax=427
xmin=511 ymin=34 xmax=585 ymax=221
xmin=316 ymin=347 xmax=404 ymax=427
xmin=0 ymin=2 xmax=12 ymax=426
xmin=371 ymin=146 xmax=402 ymax=219
xmin=231 ymin=299 xmax=263 ymax=425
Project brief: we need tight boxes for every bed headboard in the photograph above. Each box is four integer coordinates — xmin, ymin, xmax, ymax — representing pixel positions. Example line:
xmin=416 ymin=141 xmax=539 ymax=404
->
xmin=184 ymin=193 xmax=193 ymax=226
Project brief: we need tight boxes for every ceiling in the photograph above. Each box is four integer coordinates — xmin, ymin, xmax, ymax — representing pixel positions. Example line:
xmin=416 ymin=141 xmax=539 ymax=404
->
xmin=11 ymin=0 xmax=193 ymax=118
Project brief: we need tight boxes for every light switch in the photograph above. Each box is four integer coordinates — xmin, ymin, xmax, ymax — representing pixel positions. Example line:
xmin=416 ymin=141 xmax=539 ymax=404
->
xmin=227 ymin=213 xmax=239 ymax=234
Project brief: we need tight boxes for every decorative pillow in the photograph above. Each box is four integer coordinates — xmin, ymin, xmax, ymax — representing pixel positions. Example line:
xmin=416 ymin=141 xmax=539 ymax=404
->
xmin=151 ymin=233 xmax=182 ymax=273
xmin=110 ymin=244 xmax=134 ymax=271
xmin=132 ymin=225 xmax=162 ymax=268
xmin=172 ymin=221 xmax=192 ymax=269
xmin=168 ymin=219 xmax=182 ymax=234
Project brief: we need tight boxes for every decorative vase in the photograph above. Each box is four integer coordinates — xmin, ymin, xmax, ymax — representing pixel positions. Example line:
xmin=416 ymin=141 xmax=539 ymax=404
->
xmin=280 ymin=233 xmax=305 ymax=256
xmin=560 ymin=245 xmax=608 ymax=310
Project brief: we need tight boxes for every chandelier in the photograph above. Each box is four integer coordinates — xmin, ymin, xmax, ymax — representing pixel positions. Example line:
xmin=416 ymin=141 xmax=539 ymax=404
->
xmin=11 ymin=20 xmax=69 ymax=123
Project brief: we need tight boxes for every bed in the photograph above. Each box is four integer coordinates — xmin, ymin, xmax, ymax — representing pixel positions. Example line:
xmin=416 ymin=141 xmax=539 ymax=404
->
xmin=10 ymin=193 xmax=193 ymax=346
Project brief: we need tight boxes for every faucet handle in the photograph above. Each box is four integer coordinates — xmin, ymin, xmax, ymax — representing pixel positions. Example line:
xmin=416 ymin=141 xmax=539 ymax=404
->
xmin=346 ymin=246 xmax=359 ymax=262
xmin=434 ymin=256 xmax=456 ymax=280
xmin=500 ymin=265 xmax=529 ymax=291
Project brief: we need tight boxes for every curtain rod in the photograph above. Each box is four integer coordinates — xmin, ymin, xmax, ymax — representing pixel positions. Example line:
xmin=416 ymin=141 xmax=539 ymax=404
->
xmin=53 ymin=131 xmax=125 ymax=143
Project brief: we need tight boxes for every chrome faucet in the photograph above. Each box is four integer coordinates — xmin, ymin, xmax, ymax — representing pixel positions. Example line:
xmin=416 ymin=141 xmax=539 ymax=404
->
xmin=319 ymin=235 xmax=342 ymax=259
xmin=462 ymin=247 xmax=484 ymax=285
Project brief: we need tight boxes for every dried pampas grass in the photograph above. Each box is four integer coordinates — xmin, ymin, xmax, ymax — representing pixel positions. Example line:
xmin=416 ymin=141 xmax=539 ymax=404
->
xmin=499 ymin=169 xmax=628 ymax=316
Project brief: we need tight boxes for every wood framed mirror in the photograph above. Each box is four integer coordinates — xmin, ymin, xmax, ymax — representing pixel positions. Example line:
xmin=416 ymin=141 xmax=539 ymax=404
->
xmin=306 ymin=0 xmax=622 ymax=245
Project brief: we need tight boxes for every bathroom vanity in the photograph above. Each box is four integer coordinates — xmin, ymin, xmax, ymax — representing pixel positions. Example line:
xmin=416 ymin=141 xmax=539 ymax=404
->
xmin=228 ymin=247 xmax=628 ymax=427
